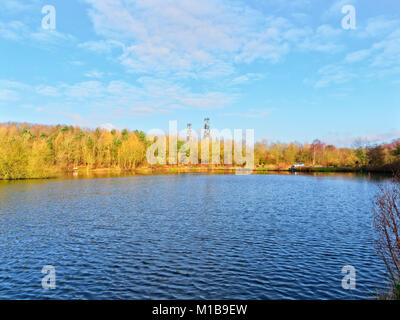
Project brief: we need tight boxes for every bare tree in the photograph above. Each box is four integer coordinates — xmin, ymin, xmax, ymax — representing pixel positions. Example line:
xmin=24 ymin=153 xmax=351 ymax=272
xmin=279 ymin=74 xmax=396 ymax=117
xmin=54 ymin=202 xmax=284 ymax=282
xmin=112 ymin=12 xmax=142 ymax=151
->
xmin=373 ymin=171 xmax=400 ymax=299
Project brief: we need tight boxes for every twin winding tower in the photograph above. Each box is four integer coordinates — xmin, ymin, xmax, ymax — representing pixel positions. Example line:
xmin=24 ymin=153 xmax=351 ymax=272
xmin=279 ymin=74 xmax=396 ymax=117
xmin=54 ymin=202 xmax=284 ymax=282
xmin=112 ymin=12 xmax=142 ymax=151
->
xmin=186 ymin=118 xmax=210 ymax=141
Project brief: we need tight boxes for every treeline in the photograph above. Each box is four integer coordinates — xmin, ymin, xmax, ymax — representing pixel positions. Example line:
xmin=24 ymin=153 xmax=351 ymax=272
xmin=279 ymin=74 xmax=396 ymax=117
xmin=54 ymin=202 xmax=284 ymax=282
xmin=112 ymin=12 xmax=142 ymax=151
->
xmin=0 ymin=123 xmax=399 ymax=179
xmin=0 ymin=123 xmax=147 ymax=179
xmin=254 ymin=139 xmax=400 ymax=169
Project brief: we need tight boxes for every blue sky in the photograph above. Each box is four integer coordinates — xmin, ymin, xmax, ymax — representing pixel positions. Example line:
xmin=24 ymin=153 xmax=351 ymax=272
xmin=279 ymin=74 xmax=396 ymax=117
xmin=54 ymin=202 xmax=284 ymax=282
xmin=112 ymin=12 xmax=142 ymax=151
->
xmin=0 ymin=0 xmax=399 ymax=146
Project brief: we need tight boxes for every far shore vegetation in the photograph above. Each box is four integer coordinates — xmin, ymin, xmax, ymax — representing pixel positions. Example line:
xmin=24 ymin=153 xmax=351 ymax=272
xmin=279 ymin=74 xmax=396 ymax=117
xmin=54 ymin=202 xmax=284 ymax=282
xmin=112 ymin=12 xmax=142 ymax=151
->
xmin=0 ymin=122 xmax=399 ymax=180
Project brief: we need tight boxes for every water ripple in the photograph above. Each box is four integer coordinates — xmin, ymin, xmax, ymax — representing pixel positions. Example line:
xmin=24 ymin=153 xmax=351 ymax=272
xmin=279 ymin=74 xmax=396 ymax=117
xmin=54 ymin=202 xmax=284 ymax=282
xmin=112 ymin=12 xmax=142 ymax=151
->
xmin=0 ymin=174 xmax=389 ymax=299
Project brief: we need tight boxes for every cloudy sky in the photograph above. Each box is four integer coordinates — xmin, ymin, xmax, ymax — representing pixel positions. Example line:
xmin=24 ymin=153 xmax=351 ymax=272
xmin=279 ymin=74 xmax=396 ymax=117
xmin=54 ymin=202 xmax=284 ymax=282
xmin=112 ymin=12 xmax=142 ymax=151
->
xmin=0 ymin=0 xmax=399 ymax=146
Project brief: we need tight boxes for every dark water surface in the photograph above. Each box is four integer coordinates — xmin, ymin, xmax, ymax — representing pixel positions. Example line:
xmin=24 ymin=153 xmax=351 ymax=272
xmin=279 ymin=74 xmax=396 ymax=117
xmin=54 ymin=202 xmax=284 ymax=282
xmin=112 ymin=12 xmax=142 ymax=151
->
xmin=0 ymin=173 xmax=390 ymax=299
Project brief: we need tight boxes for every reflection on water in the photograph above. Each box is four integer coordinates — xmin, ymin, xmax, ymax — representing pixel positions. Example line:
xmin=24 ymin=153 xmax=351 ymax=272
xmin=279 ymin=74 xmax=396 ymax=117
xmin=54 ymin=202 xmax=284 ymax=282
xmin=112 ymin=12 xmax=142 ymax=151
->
xmin=19 ymin=169 xmax=391 ymax=181
xmin=0 ymin=173 xmax=391 ymax=299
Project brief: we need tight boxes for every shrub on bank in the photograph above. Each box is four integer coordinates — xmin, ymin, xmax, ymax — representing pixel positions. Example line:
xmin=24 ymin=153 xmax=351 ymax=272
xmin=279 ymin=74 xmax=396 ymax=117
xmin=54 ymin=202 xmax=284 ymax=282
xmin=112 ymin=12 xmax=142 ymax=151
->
xmin=373 ymin=172 xmax=400 ymax=299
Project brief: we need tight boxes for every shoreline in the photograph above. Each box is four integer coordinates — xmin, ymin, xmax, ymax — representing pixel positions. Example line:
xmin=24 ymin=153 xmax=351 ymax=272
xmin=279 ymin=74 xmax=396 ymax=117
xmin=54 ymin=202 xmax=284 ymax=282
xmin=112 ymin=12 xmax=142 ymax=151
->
xmin=74 ymin=164 xmax=398 ymax=174
xmin=1 ymin=164 xmax=397 ymax=181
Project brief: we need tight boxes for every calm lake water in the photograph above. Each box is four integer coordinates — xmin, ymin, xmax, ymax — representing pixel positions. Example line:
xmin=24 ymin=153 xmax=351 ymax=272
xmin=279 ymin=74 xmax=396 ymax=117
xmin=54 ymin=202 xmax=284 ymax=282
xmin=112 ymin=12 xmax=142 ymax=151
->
xmin=0 ymin=173 xmax=390 ymax=299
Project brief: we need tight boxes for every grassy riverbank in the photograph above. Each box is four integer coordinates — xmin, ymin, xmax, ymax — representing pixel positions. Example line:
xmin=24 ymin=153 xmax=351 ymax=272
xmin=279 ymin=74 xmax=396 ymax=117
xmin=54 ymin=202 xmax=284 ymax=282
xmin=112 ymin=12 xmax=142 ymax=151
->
xmin=290 ymin=161 xmax=400 ymax=174
xmin=1 ymin=163 xmax=398 ymax=180
xmin=65 ymin=162 xmax=400 ymax=177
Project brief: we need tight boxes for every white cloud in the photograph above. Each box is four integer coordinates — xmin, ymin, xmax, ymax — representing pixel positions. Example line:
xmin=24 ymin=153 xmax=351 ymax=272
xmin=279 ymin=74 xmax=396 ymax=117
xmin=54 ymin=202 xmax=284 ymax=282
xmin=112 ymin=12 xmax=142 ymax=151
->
xmin=179 ymin=92 xmax=234 ymax=110
xmin=363 ymin=16 xmax=400 ymax=38
xmin=1 ymin=0 xmax=38 ymax=13
xmin=344 ymin=17 xmax=400 ymax=71
xmin=345 ymin=49 xmax=370 ymax=63
xmin=0 ymin=89 xmax=20 ymax=101
xmin=297 ymin=24 xmax=344 ymax=53
xmin=100 ymin=123 xmax=118 ymax=130
xmin=30 ymin=29 xmax=75 ymax=43
xmin=231 ymin=73 xmax=265 ymax=85
xmin=61 ymin=81 xmax=105 ymax=100
xmin=0 ymin=80 xmax=29 ymax=101
xmin=323 ymin=0 xmax=357 ymax=20
xmin=370 ymin=29 xmax=400 ymax=68
xmin=0 ymin=19 xmax=75 ymax=45
xmin=35 ymin=85 xmax=60 ymax=97
xmin=312 ymin=64 xmax=357 ymax=88
xmin=0 ymin=20 xmax=25 ymax=40
xmin=323 ymin=131 xmax=400 ymax=147
xmin=0 ymin=78 xmax=235 ymax=116
xmin=84 ymin=70 xmax=104 ymax=78
xmin=82 ymin=0 xmax=345 ymax=75
xmin=79 ymin=39 xmax=124 ymax=53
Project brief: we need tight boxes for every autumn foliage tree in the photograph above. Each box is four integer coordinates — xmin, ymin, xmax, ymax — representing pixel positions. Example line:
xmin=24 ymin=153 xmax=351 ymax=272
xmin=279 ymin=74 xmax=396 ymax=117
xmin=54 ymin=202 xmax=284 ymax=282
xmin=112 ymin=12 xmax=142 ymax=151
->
xmin=373 ymin=172 xmax=400 ymax=299
xmin=0 ymin=123 xmax=147 ymax=179
xmin=0 ymin=122 xmax=399 ymax=179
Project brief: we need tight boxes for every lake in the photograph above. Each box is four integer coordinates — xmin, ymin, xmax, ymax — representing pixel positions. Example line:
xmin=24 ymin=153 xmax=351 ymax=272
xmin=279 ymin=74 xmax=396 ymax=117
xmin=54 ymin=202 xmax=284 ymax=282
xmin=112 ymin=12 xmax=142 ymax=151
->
xmin=0 ymin=172 xmax=390 ymax=299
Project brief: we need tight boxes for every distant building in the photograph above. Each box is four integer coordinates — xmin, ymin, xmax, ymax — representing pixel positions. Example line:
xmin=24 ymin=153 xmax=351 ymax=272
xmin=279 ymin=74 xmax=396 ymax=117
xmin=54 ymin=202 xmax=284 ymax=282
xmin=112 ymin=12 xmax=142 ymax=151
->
xmin=290 ymin=163 xmax=305 ymax=170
